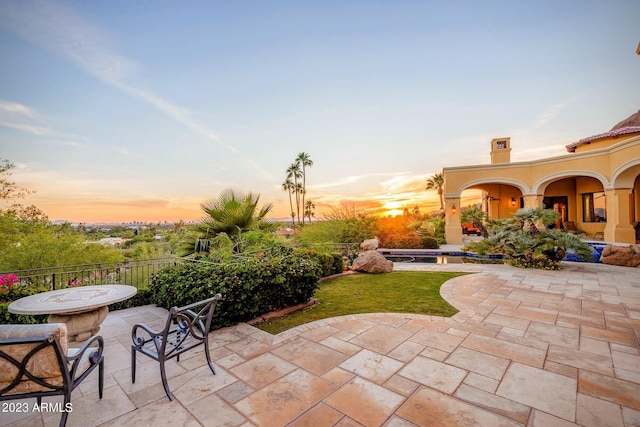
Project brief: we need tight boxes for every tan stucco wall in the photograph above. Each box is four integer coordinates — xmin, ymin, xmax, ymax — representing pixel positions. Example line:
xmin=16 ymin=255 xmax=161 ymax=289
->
xmin=443 ymin=135 xmax=640 ymax=244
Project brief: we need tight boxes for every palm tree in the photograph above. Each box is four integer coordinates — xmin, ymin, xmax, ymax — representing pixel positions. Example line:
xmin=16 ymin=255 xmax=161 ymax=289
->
xmin=179 ymin=189 xmax=274 ymax=257
xmin=425 ymin=173 xmax=445 ymax=212
xmin=281 ymin=179 xmax=295 ymax=226
xmin=460 ymin=205 xmax=489 ymax=237
xmin=296 ymin=152 xmax=313 ymax=225
xmin=513 ymin=207 xmax=559 ymax=235
xmin=286 ymin=162 xmax=302 ymax=225
xmin=304 ymin=200 xmax=315 ymax=223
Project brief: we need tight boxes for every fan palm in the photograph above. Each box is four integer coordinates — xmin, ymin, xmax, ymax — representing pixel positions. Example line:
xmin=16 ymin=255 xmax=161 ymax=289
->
xmin=179 ymin=189 xmax=274 ymax=257
xmin=513 ymin=207 xmax=559 ymax=235
xmin=425 ymin=173 xmax=445 ymax=212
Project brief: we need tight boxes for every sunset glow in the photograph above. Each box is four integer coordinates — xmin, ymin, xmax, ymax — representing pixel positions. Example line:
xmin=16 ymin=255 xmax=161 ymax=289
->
xmin=1 ymin=2 xmax=637 ymax=224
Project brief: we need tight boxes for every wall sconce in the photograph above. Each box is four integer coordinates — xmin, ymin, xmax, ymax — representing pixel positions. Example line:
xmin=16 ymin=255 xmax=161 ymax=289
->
xmin=450 ymin=203 xmax=457 ymax=215
xmin=510 ymin=197 xmax=517 ymax=207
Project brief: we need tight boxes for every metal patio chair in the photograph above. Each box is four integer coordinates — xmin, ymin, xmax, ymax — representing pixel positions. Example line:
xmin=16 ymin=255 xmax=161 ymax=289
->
xmin=0 ymin=323 xmax=104 ymax=427
xmin=131 ymin=293 xmax=222 ymax=400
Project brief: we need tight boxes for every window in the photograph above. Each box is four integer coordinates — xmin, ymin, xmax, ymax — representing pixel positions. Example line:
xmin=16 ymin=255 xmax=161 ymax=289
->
xmin=583 ymin=192 xmax=606 ymax=222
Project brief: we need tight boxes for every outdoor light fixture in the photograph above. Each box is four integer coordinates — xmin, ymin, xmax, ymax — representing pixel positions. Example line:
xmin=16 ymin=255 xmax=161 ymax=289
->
xmin=451 ymin=203 xmax=457 ymax=214
xmin=511 ymin=197 xmax=517 ymax=207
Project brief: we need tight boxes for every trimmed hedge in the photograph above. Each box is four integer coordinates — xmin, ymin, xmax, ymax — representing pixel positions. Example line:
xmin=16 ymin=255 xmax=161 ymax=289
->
xmin=150 ymin=250 xmax=322 ymax=330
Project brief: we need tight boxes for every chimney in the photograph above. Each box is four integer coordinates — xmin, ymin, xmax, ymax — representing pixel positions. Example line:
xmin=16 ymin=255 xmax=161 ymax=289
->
xmin=490 ymin=138 xmax=511 ymax=164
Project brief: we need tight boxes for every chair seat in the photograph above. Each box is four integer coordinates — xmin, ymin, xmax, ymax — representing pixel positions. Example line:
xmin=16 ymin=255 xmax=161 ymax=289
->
xmin=0 ymin=323 xmax=104 ymax=427
xmin=131 ymin=294 xmax=222 ymax=401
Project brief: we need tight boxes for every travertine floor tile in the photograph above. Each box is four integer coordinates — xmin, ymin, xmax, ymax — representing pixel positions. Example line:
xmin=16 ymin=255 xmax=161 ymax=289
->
xmin=324 ymin=377 xmax=404 ymax=427
xmin=234 ymin=369 xmax=336 ymax=427
xmin=271 ymin=337 xmax=349 ymax=375
xmin=230 ymin=352 xmax=296 ymax=389
xmin=398 ymin=356 xmax=467 ymax=394
xmin=339 ymin=349 xmax=404 ymax=384
xmin=576 ymin=393 xmax=624 ymax=427
xmin=445 ymin=346 xmax=510 ymax=380
xmin=396 ymin=386 xmax=521 ymax=427
xmin=348 ymin=325 xmax=413 ymax=355
xmin=496 ymin=362 xmax=577 ymax=421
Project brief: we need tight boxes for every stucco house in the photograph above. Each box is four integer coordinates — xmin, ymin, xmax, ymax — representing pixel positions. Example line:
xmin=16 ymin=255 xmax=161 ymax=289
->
xmin=443 ymin=109 xmax=640 ymax=244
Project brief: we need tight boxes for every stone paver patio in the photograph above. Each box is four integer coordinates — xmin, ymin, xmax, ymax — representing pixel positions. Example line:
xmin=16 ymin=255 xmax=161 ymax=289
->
xmin=3 ymin=261 xmax=640 ymax=426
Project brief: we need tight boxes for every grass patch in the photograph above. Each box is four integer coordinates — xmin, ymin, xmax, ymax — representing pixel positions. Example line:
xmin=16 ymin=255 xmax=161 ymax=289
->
xmin=255 ymin=271 xmax=465 ymax=334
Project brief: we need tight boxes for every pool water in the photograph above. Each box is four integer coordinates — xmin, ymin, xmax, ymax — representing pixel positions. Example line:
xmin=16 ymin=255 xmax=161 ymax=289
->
xmin=383 ymin=241 xmax=606 ymax=264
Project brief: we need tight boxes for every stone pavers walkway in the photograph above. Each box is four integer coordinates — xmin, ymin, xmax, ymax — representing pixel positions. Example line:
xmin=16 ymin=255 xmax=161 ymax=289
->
xmin=3 ymin=262 xmax=640 ymax=426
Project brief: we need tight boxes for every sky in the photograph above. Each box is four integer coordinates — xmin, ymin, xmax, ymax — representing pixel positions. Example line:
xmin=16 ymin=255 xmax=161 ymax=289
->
xmin=0 ymin=0 xmax=639 ymax=223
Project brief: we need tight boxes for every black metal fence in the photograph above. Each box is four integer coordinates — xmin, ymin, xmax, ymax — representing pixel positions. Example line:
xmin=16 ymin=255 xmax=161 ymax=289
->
xmin=1 ymin=258 xmax=182 ymax=291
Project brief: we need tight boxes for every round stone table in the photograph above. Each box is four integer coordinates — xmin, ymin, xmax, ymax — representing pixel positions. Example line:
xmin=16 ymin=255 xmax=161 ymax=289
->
xmin=8 ymin=285 xmax=137 ymax=341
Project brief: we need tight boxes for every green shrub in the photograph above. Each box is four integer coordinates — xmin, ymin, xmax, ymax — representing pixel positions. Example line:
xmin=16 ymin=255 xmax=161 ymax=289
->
xmin=149 ymin=249 xmax=322 ymax=329
xmin=0 ymin=303 xmax=47 ymax=324
xmin=108 ymin=288 xmax=154 ymax=311
xmin=420 ymin=236 xmax=440 ymax=249
xmin=297 ymin=250 xmax=345 ymax=276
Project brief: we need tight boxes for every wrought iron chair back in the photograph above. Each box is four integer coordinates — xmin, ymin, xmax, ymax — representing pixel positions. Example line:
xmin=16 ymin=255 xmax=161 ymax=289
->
xmin=131 ymin=293 xmax=222 ymax=400
xmin=0 ymin=323 xmax=104 ymax=427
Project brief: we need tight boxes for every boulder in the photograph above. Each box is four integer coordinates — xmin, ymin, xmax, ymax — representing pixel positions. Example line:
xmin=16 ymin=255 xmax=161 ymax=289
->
xmin=360 ymin=237 xmax=379 ymax=251
xmin=600 ymin=244 xmax=640 ymax=267
xmin=351 ymin=250 xmax=393 ymax=273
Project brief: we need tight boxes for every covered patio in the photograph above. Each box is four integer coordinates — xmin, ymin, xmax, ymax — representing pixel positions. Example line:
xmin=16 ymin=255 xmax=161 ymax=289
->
xmin=3 ymin=261 xmax=640 ymax=427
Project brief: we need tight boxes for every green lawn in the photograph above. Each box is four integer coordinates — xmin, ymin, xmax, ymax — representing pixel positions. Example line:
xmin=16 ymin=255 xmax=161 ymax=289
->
xmin=255 ymin=271 xmax=464 ymax=334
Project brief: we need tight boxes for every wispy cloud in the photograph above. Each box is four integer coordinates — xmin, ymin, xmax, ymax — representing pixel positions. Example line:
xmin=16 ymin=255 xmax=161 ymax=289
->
xmin=0 ymin=99 xmax=86 ymax=145
xmin=311 ymin=172 xmax=409 ymax=189
xmin=0 ymin=101 xmax=40 ymax=118
xmin=0 ymin=121 xmax=52 ymax=136
xmin=0 ymin=0 xmax=273 ymax=179
xmin=536 ymin=102 xmax=568 ymax=126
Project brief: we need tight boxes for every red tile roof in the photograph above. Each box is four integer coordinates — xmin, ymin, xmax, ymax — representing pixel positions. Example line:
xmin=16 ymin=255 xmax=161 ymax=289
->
xmin=566 ymin=109 xmax=640 ymax=152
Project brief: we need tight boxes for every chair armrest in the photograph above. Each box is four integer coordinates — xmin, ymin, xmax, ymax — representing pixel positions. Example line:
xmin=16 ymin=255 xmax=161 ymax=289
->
xmin=131 ymin=323 xmax=163 ymax=349
xmin=66 ymin=335 xmax=104 ymax=381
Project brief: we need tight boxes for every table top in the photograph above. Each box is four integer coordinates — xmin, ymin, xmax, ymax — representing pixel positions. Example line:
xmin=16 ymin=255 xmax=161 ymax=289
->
xmin=8 ymin=285 xmax=138 ymax=315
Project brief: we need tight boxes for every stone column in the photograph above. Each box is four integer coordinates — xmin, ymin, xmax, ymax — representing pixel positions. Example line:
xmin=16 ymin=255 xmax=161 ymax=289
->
xmin=523 ymin=194 xmax=544 ymax=209
xmin=604 ymin=189 xmax=635 ymax=243
xmin=444 ymin=197 xmax=462 ymax=244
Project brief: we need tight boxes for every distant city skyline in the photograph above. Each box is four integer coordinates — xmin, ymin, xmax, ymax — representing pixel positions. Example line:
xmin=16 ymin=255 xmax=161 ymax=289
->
xmin=1 ymin=1 xmax=639 ymax=223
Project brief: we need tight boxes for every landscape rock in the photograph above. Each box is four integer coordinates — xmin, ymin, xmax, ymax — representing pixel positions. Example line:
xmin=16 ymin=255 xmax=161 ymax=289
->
xmin=599 ymin=244 xmax=640 ymax=267
xmin=360 ymin=237 xmax=379 ymax=251
xmin=351 ymin=250 xmax=393 ymax=273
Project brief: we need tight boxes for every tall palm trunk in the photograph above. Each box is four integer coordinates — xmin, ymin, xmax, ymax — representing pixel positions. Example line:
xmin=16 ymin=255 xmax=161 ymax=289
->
xmin=287 ymin=187 xmax=295 ymax=226
xmin=301 ymin=165 xmax=306 ymax=225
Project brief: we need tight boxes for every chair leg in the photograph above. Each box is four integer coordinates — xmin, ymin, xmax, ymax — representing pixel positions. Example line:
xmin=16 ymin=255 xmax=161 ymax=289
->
xmin=98 ymin=359 xmax=104 ymax=399
xmin=204 ymin=340 xmax=216 ymax=375
xmin=159 ymin=359 xmax=173 ymax=401
xmin=59 ymin=394 xmax=71 ymax=427
xmin=131 ymin=347 xmax=136 ymax=384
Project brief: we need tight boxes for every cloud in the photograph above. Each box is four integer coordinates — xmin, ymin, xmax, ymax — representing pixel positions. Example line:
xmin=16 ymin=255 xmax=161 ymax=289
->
xmin=312 ymin=172 xmax=410 ymax=189
xmin=0 ymin=0 xmax=272 ymax=179
xmin=0 ymin=121 xmax=52 ymax=136
xmin=536 ymin=102 xmax=568 ymax=126
xmin=0 ymin=101 xmax=40 ymax=118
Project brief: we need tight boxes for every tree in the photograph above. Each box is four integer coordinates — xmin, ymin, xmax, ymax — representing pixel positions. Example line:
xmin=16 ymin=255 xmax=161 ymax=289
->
xmin=304 ymin=200 xmax=315 ymax=223
xmin=425 ymin=173 xmax=445 ymax=212
xmin=179 ymin=189 xmax=275 ymax=257
xmin=0 ymin=158 xmax=46 ymax=220
xmin=460 ymin=205 xmax=489 ymax=237
xmin=296 ymin=152 xmax=313 ymax=225
xmin=465 ymin=208 xmax=593 ymax=269
xmin=281 ymin=179 xmax=295 ymax=226
xmin=286 ymin=162 xmax=302 ymax=225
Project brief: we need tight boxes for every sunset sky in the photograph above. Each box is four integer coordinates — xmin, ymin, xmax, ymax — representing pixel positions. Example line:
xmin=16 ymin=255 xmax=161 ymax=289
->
xmin=1 ymin=1 xmax=639 ymax=223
